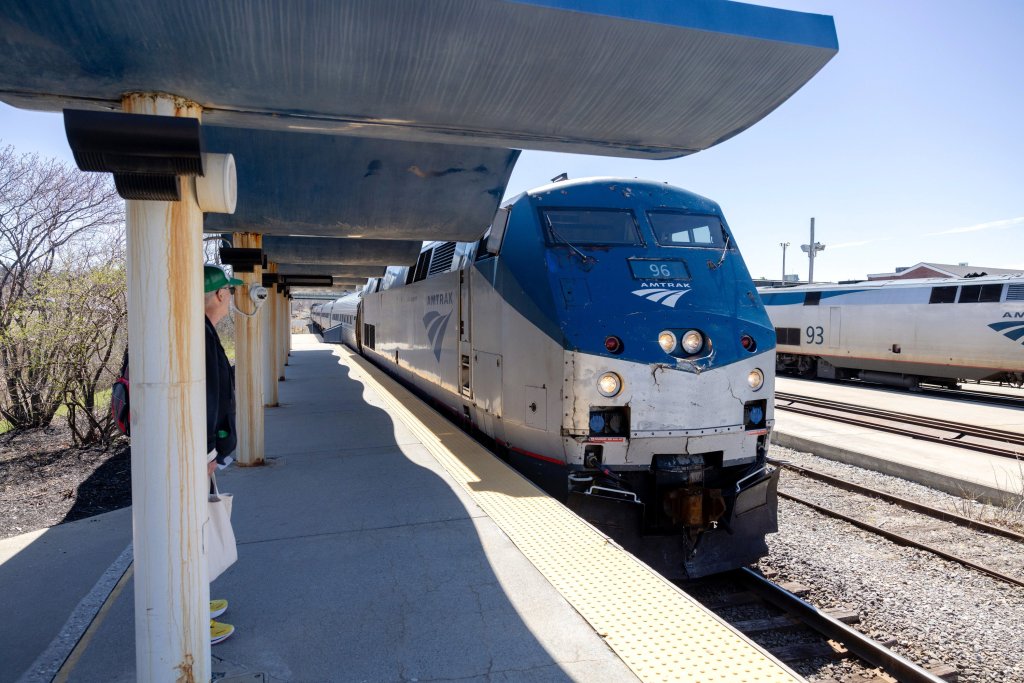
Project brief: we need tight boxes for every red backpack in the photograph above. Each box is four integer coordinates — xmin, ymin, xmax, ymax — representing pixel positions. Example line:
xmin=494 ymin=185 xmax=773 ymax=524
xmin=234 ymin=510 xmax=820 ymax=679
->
xmin=110 ymin=350 xmax=130 ymax=436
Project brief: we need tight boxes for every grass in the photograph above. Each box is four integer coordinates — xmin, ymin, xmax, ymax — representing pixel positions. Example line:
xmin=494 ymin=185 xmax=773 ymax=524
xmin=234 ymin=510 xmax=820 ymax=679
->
xmin=950 ymin=456 xmax=1024 ymax=533
xmin=220 ymin=339 xmax=236 ymax=364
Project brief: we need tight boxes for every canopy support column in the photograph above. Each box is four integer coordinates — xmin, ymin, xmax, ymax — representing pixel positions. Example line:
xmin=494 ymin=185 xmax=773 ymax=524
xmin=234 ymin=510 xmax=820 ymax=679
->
xmin=276 ymin=288 xmax=284 ymax=382
xmin=282 ymin=291 xmax=290 ymax=366
xmin=263 ymin=262 xmax=279 ymax=407
xmin=232 ymin=232 xmax=265 ymax=466
xmin=286 ymin=295 xmax=293 ymax=357
xmin=123 ymin=92 xmax=209 ymax=682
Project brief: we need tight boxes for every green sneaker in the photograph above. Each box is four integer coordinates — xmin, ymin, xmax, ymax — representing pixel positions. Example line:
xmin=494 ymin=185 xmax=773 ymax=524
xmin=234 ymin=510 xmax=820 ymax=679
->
xmin=211 ymin=619 xmax=234 ymax=645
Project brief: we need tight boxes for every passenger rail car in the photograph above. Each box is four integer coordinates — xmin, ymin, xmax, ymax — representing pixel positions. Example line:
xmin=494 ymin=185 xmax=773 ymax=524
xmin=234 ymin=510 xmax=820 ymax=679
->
xmin=761 ymin=275 xmax=1024 ymax=388
xmin=310 ymin=292 xmax=361 ymax=345
xmin=337 ymin=178 xmax=779 ymax=578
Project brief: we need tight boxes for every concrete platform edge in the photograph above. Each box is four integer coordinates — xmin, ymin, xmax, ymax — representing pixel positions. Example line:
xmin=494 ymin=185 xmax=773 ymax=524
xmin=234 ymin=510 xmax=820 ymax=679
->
xmin=773 ymin=430 xmax=1014 ymax=506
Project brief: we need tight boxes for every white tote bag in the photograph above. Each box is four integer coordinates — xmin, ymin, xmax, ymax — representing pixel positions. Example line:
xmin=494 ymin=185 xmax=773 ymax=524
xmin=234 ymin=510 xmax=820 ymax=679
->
xmin=206 ymin=473 xmax=238 ymax=582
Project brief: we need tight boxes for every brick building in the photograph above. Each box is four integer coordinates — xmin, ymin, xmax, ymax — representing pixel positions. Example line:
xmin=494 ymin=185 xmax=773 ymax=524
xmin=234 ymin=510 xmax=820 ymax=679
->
xmin=866 ymin=262 xmax=1023 ymax=281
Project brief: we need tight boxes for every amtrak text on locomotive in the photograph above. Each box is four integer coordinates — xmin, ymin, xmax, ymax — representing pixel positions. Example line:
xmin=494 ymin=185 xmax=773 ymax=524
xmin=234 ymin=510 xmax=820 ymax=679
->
xmin=427 ymin=291 xmax=454 ymax=307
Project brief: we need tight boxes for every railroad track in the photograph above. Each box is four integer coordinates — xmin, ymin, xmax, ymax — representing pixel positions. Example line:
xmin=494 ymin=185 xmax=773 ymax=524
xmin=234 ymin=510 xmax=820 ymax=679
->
xmin=774 ymin=392 xmax=1024 ymax=459
xmin=923 ymin=385 xmax=1024 ymax=410
xmin=687 ymin=571 xmax=955 ymax=682
xmin=771 ymin=459 xmax=1024 ymax=589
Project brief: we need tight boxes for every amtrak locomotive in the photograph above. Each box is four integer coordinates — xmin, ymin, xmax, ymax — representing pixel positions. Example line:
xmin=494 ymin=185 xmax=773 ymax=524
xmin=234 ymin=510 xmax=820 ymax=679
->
xmin=761 ymin=275 xmax=1024 ymax=389
xmin=314 ymin=177 xmax=778 ymax=578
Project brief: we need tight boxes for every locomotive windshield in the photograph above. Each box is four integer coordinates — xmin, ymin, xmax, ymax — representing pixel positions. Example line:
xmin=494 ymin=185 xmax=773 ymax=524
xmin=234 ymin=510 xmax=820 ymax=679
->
xmin=541 ymin=208 xmax=642 ymax=246
xmin=648 ymin=211 xmax=729 ymax=249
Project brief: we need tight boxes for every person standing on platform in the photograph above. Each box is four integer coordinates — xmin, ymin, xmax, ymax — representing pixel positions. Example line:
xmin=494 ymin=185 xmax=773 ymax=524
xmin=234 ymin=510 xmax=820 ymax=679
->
xmin=203 ymin=263 xmax=243 ymax=644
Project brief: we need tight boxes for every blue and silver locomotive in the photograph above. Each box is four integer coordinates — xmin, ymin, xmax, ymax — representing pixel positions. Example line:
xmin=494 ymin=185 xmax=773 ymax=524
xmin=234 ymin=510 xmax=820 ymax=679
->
xmin=761 ymin=275 xmax=1024 ymax=389
xmin=319 ymin=177 xmax=779 ymax=577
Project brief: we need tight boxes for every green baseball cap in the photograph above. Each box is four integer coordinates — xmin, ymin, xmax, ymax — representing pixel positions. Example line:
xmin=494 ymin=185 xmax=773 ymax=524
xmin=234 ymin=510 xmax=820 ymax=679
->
xmin=204 ymin=264 xmax=243 ymax=293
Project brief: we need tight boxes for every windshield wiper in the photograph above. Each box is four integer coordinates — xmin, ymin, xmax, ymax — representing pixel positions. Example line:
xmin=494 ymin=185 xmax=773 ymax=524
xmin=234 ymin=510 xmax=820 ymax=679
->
xmin=546 ymin=223 xmax=598 ymax=265
xmin=707 ymin=232 xmax=731 ymax=270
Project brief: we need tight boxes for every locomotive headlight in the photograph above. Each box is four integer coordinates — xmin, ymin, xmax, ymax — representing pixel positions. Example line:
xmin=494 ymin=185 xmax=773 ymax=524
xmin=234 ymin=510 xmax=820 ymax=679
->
xmin=747 ymin=368 xmax=764 ymax=391
xmin=657 ymin=331 xmax=677 ymax=354
xmin=597 ymin=372 xmax=622 ymax=397
xmin=681 ymin=330 xmax=703 ymax=355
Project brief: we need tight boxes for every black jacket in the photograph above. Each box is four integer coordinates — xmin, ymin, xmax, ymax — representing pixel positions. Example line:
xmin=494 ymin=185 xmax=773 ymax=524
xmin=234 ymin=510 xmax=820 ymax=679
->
xmin=206 ymin=317 xmax=237 ymax=461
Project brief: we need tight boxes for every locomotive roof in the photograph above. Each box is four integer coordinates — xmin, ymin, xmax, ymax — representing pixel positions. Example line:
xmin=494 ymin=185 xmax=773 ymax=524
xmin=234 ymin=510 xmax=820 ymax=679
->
xmin=758 ymin=273 xmax=1024 ymax=293
xmin=521 ymin=177 xmax=721 ymax=211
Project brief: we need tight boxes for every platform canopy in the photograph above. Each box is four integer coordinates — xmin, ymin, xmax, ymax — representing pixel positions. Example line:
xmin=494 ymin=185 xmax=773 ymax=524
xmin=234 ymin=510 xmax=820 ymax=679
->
xmin=203 ymin=127 xmax=520 ymax=241
xmin=0 ymin=0 xmax=837 ymax=261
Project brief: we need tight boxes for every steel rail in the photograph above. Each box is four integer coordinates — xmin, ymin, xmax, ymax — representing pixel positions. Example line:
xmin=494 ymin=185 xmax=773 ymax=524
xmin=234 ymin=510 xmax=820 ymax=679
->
xmin=775 ymin=392 xmax=1024 ymax=459
xmin=815 ymin=378 xmax=1024 ymax=410
xmin=776 ymin=392 xmax=1024 ymax=444
xmin=769 ymin=459 xmax=1024 ymax=543
xmin=778 ymin=490 xmax=1024 ymax=589
xmin=734 ymin=568 xmax=948 ymax=683
xmin=924 ymin=386 xmax=1024 ymax=410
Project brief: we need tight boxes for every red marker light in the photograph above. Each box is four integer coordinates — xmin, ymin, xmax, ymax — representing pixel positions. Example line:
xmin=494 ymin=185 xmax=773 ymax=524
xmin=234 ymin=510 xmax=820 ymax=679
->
xmin=740 ymin=334 xmax=756 ymax=352
xmin=605 ymin=336 xmax=623 ymax=354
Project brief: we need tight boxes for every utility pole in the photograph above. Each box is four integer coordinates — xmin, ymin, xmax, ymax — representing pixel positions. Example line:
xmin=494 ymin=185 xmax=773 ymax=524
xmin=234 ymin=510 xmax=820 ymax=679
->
xmin=779 ymin=241 xmax=790 ymax=283
xmin=800 ymin=217 xmax=826 ymax=283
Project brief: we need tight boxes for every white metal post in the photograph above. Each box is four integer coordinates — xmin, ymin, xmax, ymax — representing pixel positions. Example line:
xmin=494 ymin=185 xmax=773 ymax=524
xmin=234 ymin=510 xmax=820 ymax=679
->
xmin=233 ymin=232 xmax=265 ymax=466
xmin=263 ymin=262 xmax=279 ymax=406
xmin=808 ymin=217 xmax=816 ymax=283
xmin=277 ymin=289 xmax=287 ymax=379
xmin=286 ymin=296 xmax=293 ymax=357
xmin=274 ymin=290 xmax=282 ymax=382
xmin=280 ymin=290 xmax=288 ymax=370
xmin=122 ymin=92 xmax=209 ymax=682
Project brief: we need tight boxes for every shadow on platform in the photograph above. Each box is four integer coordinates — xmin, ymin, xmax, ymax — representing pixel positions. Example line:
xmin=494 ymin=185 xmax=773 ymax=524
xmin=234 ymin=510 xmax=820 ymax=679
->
xmin=6 ymin=343 xmax=604 ymax=682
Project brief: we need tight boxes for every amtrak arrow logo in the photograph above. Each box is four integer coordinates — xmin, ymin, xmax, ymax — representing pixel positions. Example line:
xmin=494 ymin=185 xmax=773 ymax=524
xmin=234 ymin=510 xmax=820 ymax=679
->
xmin=631 ymin=287 xmax=692 ymax=308
xmin=423 ymin=310 xmax=453 ymax=361
xmin=988 ymin=320 xmax=1024 ymax=344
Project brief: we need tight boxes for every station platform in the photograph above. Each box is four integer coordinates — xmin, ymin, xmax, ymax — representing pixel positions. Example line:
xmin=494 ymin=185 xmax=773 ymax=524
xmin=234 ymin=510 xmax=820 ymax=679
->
xmin=3 ymin=334 xmax=799 ymax=683
xmin=773 ymin=377 xmax=1024 ymax=505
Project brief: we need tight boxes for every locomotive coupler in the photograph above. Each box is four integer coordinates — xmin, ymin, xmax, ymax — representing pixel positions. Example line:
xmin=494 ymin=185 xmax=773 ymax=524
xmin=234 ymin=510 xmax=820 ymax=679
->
xmin=652 ymin=454 xmax=726 ymax=533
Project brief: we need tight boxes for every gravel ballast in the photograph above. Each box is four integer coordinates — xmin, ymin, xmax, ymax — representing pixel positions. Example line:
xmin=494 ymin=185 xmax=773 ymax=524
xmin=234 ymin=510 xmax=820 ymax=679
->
xmin=762 ymin=445 xmax=1024 ymax=683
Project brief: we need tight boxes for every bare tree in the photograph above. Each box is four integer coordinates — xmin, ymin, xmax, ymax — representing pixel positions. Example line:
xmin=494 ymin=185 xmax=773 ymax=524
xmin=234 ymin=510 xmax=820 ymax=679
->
xmin=62 ymin=230 xmax=128 ymax=446
xmin=0 ymin=144 xmax=124 ymax=430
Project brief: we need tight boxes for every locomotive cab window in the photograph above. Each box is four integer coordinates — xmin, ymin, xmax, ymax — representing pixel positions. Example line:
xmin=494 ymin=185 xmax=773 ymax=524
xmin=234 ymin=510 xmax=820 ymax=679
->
xmin=411 ymin=249 xmax=432 ymax=283
xmin=929 ymin=286 xmax=957 ymax=304
xmin=647 ymin=212 xmax=729 ymax=249
xmin=958 ymin=284 xmax=1003 ymax=303
xmin=474 ymin=233 xmax=491 ymax=261
xmin=541 ymin=208 xmax=641 ymax=246
xmin=803 ymin=291 xmax=822 ymax=306
xmin=775 ymin=327 xmax=801 ymax=345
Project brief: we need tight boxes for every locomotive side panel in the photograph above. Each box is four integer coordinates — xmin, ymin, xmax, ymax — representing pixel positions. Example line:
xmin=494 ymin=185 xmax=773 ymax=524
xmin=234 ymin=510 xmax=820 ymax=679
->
xmin=766 ymin=278 xmax=1024 ymax=384
xmin=470 ymin=257 xmax=568 ymax=463
xmin=362 ymin=271 xmax=462 ymax=396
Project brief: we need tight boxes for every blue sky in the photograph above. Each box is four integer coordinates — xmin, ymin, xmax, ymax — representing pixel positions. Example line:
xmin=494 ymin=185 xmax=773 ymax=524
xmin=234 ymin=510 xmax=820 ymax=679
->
xmin=2 ymin=0 xmax=1021 ymax=283
xmin=507 ymin=0 xmax=1024 ymax=281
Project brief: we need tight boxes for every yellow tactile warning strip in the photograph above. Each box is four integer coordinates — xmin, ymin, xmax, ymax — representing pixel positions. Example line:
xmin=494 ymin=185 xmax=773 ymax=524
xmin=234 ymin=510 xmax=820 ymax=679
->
xmin=338 ymin=347 xmax=801 ymax=683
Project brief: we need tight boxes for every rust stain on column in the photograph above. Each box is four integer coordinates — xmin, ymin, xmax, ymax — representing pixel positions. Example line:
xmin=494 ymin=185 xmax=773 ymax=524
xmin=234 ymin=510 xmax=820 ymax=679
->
xmin=175 ymin=654 xmax=194 ymax=683
xmin=234 ymin=232 xmax=265 ymax=466
xmin=122 ymin=92 xmax=207 ymax=683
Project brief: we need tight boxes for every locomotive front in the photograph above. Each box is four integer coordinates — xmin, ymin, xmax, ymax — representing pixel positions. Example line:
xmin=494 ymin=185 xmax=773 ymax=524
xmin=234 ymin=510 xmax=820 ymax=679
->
xmin=503 ymin=178 xmax=778 ymax=578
